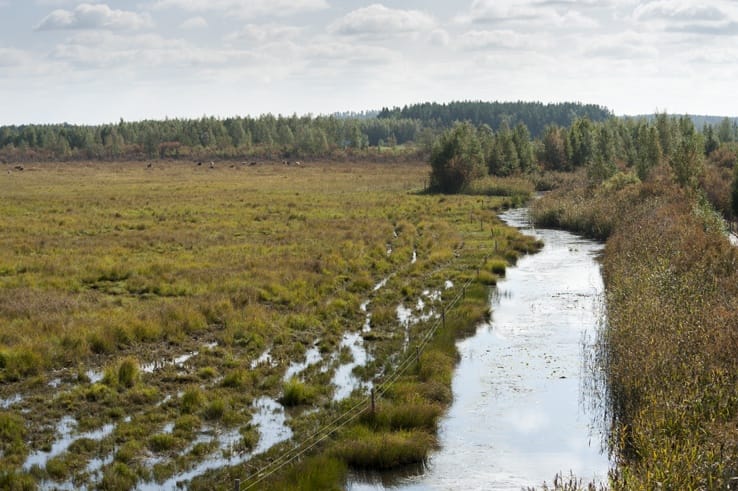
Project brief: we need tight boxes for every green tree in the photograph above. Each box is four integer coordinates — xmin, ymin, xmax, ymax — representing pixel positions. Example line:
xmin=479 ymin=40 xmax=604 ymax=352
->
xmin=670 ymin=117 xmax=704 ymax=189
xmin=703 ymin=124 xmax=719 ymax=155
xmin=568 ymin=118 xmax=595 ymax=168
xmin=513 ymin=123 xmax=535 ymax=172
xmin=541 ymin=125 xmax=569 ymax=170
xmin=429 ymin=122 xmax=486 ymax=193
xmin=635 ymin=125 xmax=661 ymax=181
xmin=731 ymin=163 xmax=738 ymax=219
xmin=587 ymin=125 xmax=616 ymax=183
xmin=717 ymin=117 xmax=734 ymax=143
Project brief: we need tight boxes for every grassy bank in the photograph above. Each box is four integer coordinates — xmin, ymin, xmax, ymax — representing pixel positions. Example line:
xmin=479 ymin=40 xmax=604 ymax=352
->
xmin=0 ymin=161 xmax=538 ymax=489
xmin=532 ymin=171 xmax=738 ymax=489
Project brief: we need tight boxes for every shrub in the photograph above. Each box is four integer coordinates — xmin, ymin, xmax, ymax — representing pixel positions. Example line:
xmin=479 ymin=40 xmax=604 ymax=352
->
xmin=0 ymin=412 xmax=27 ymax=465
xmin=117 ymin=357 xmax=139 ymax=389
xmin=202 ymin=398 xmax=226 ymax=421
xmin=147 ymin=433 xmax=177 ymax=452
xmin=100 ymin=462 xmax=138 ymax=490
xmin=333 ymin=428 xmax=434 ymax=469
xmin=429 ymin=122 xmax=486 ymax=193
xmin=180 ymin=387 xmax=203 ymax=414
xmin=280 ymin=378 xmax=317 ymax=406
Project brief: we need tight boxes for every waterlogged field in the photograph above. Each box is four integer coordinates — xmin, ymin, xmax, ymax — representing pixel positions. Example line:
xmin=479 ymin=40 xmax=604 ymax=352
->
xmin=0 ymin=160 xmax=538 ymax=490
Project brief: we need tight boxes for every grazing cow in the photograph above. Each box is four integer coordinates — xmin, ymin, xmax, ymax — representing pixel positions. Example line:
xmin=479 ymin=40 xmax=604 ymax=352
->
xmin=209 ymin=161 xmax=215 ymax=169
xmin=249 ymin=161 xmax=257 ymax=166
xmin=196 ymin=161 xmax=202 ymax=166
xmin=14 ymin=165 xmax=24 ymax=171
xmin=146 ymin=162 xmax=152 ymax=169
xmin=294 ymin=161 xmax=302 ymax=167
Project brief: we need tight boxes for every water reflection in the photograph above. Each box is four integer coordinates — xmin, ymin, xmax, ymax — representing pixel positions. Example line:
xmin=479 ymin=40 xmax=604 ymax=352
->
xmin=348 ymin=207 xmax=609 ymax=490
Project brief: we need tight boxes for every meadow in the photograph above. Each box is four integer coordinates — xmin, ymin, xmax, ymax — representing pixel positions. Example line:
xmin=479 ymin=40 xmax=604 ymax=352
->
xmin=0 ymin=160 xmax=537 ymax=490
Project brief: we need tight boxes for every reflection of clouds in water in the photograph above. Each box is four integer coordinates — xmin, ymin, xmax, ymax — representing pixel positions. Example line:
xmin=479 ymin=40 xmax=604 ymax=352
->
xmin=507 ymin=407 xmax=550 ymax=434
xmin=349 ymin=207 xmax=608 ymax=490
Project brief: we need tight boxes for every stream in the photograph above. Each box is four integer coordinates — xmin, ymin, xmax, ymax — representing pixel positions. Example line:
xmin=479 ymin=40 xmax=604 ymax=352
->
xmin=348 ymin=206 xmax=609 ymax=490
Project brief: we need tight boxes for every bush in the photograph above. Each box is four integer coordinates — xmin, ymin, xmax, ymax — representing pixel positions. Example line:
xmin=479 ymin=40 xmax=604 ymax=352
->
xmin=280 ymin=378 xmax=317 ymax=406
xmin=147 ymin=433 xmax=177 ymax=452
xmin=180 ymin=386 xmax=203 ymax=414
xmin=202 ymin=398 xmax=226 ymax=421
xmin=117 ymin=357 xmax=139 ymax=389
xmin=333 ymin=428 xmax=434 ymax=469
xmin=429 ymin=122 xmax=486 ymax=193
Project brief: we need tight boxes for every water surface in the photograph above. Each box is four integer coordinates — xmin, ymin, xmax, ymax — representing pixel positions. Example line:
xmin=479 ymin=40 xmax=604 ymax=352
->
xmin=348 ymin=207 xmax=609 ymax=490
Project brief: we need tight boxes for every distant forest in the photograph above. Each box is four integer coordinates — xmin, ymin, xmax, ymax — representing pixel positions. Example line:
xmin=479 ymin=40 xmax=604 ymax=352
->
xmin=0 ymin=101 xmax=735 ymax=163
xmin=378 ymin=101 xmax=613 ymax=137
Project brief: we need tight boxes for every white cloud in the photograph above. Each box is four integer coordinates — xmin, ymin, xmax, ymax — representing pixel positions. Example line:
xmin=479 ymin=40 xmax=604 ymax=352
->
xmin=583 ymin=31 xmax=659 ymax=59
xmin=152 ymin=0 xmax=329 ymax=19
xmin=458 ymin=0 xmax=598 ymax=29
xmin=329 ymin=4 xmax=436 ymax=36
xmin=457 ymin=29 xmax=542 ymax=51
xmin=226 ymin=23 xmax=302 ymax=44
xmin=0 ymin=48 xmax=30 ymax=67
xmin=429 ymin=29 xmax=450 ymax=46
xmin=35 ymin=3 xmax=153 ymax=31
xmin=633 ymin=0 xmax=738 ymax=35
xmin=34 ymin=0 xmax=76 ymax=5
xmin=179 ymin=16 xmax=208 ymax=30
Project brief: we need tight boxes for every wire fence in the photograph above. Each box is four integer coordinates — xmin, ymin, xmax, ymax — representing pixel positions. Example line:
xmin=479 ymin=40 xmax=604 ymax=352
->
xmin=237 ymin=276 xmax=474 ymax=490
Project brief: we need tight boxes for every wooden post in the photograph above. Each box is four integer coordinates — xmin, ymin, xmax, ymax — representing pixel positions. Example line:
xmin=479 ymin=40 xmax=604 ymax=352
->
xmin=234 ymin=479 xmax=241 ymax=491
xmin=416 ymin=346 xmax=420 ymax=360
xmin=370 ymin=388 xmax=376 ymax=414
xmin=442 ymin=309 xmax=446 ymax=329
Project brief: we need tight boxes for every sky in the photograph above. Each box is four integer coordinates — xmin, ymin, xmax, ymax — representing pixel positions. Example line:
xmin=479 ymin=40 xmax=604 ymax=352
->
xmin=1 ymin=0 xmax=737 ymax=124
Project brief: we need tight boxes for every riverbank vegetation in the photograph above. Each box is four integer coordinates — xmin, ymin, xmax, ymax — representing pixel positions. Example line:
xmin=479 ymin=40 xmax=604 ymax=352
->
xmin=0 ymin=160 xmax=538 ymax=489
xmin=531 ymin=113 xmax=738 ymax=488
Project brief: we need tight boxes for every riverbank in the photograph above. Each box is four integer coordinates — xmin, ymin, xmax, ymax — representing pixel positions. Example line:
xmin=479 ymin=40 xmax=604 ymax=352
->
xmin=532 ymin=175 xmax=738 ymax=489
xmin=346 ymin=206 xmax=609 ymax=490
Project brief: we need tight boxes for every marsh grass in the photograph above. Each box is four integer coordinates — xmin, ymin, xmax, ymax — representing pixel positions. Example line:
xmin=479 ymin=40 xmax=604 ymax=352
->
xmin=280 ymin=378 xmax=318 ymax=407
xmin=0 ymin=160 xmax=540 ymax=489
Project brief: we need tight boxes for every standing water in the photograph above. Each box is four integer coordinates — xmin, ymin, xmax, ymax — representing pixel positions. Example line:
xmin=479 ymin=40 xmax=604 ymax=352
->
xmin=348 ymin=206 xmax=609 ymax=490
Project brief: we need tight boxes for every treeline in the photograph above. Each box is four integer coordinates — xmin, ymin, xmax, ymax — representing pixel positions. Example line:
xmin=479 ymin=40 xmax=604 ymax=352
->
xmin=431 ymin=111 xmax=738 ymax=205
xmin=0 ymin=115 xmax=427 ymax=163
xmin=379 ymin=100 xmax=612 ymax=137
xmin=0 ymin=100 xmax=612 ymax=163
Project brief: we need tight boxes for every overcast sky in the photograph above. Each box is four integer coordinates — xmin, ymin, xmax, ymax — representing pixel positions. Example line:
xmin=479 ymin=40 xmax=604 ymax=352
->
xmin=1 ymin=0 xmax=737 ymax=124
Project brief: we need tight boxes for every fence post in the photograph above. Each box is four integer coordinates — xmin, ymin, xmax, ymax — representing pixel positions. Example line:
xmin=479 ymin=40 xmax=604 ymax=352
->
xmin=370 ymin=387 xmax=375 ymax=414
xmin=442 ymin=309 xmax=446 ymax=329
xmin=234 ymin=479 xmax=241 ymax=491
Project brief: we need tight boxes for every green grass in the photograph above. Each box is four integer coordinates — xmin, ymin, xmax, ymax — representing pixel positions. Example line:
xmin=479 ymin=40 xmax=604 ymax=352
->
xmin=280 ymin=377 xmax=318 ymax=407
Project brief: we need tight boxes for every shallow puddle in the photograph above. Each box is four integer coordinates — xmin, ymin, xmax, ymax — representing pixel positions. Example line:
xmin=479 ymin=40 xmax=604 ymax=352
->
xmin=24 ymin=416 xmax=115 ymax=471
xmin=332 ymin=331 xmax=373 ymax=401
xmin=138 ymin=396 xmax=292 ymax=490
xmin=348 ymin=207 xmax=609 ymax=490
xmin=283 ymin=345 xmax=322 ymax=381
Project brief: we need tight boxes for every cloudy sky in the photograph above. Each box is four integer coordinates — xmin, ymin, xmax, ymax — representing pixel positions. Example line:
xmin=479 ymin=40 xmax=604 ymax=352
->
xmin=1 ymin=0 xmax=737 ymax=124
